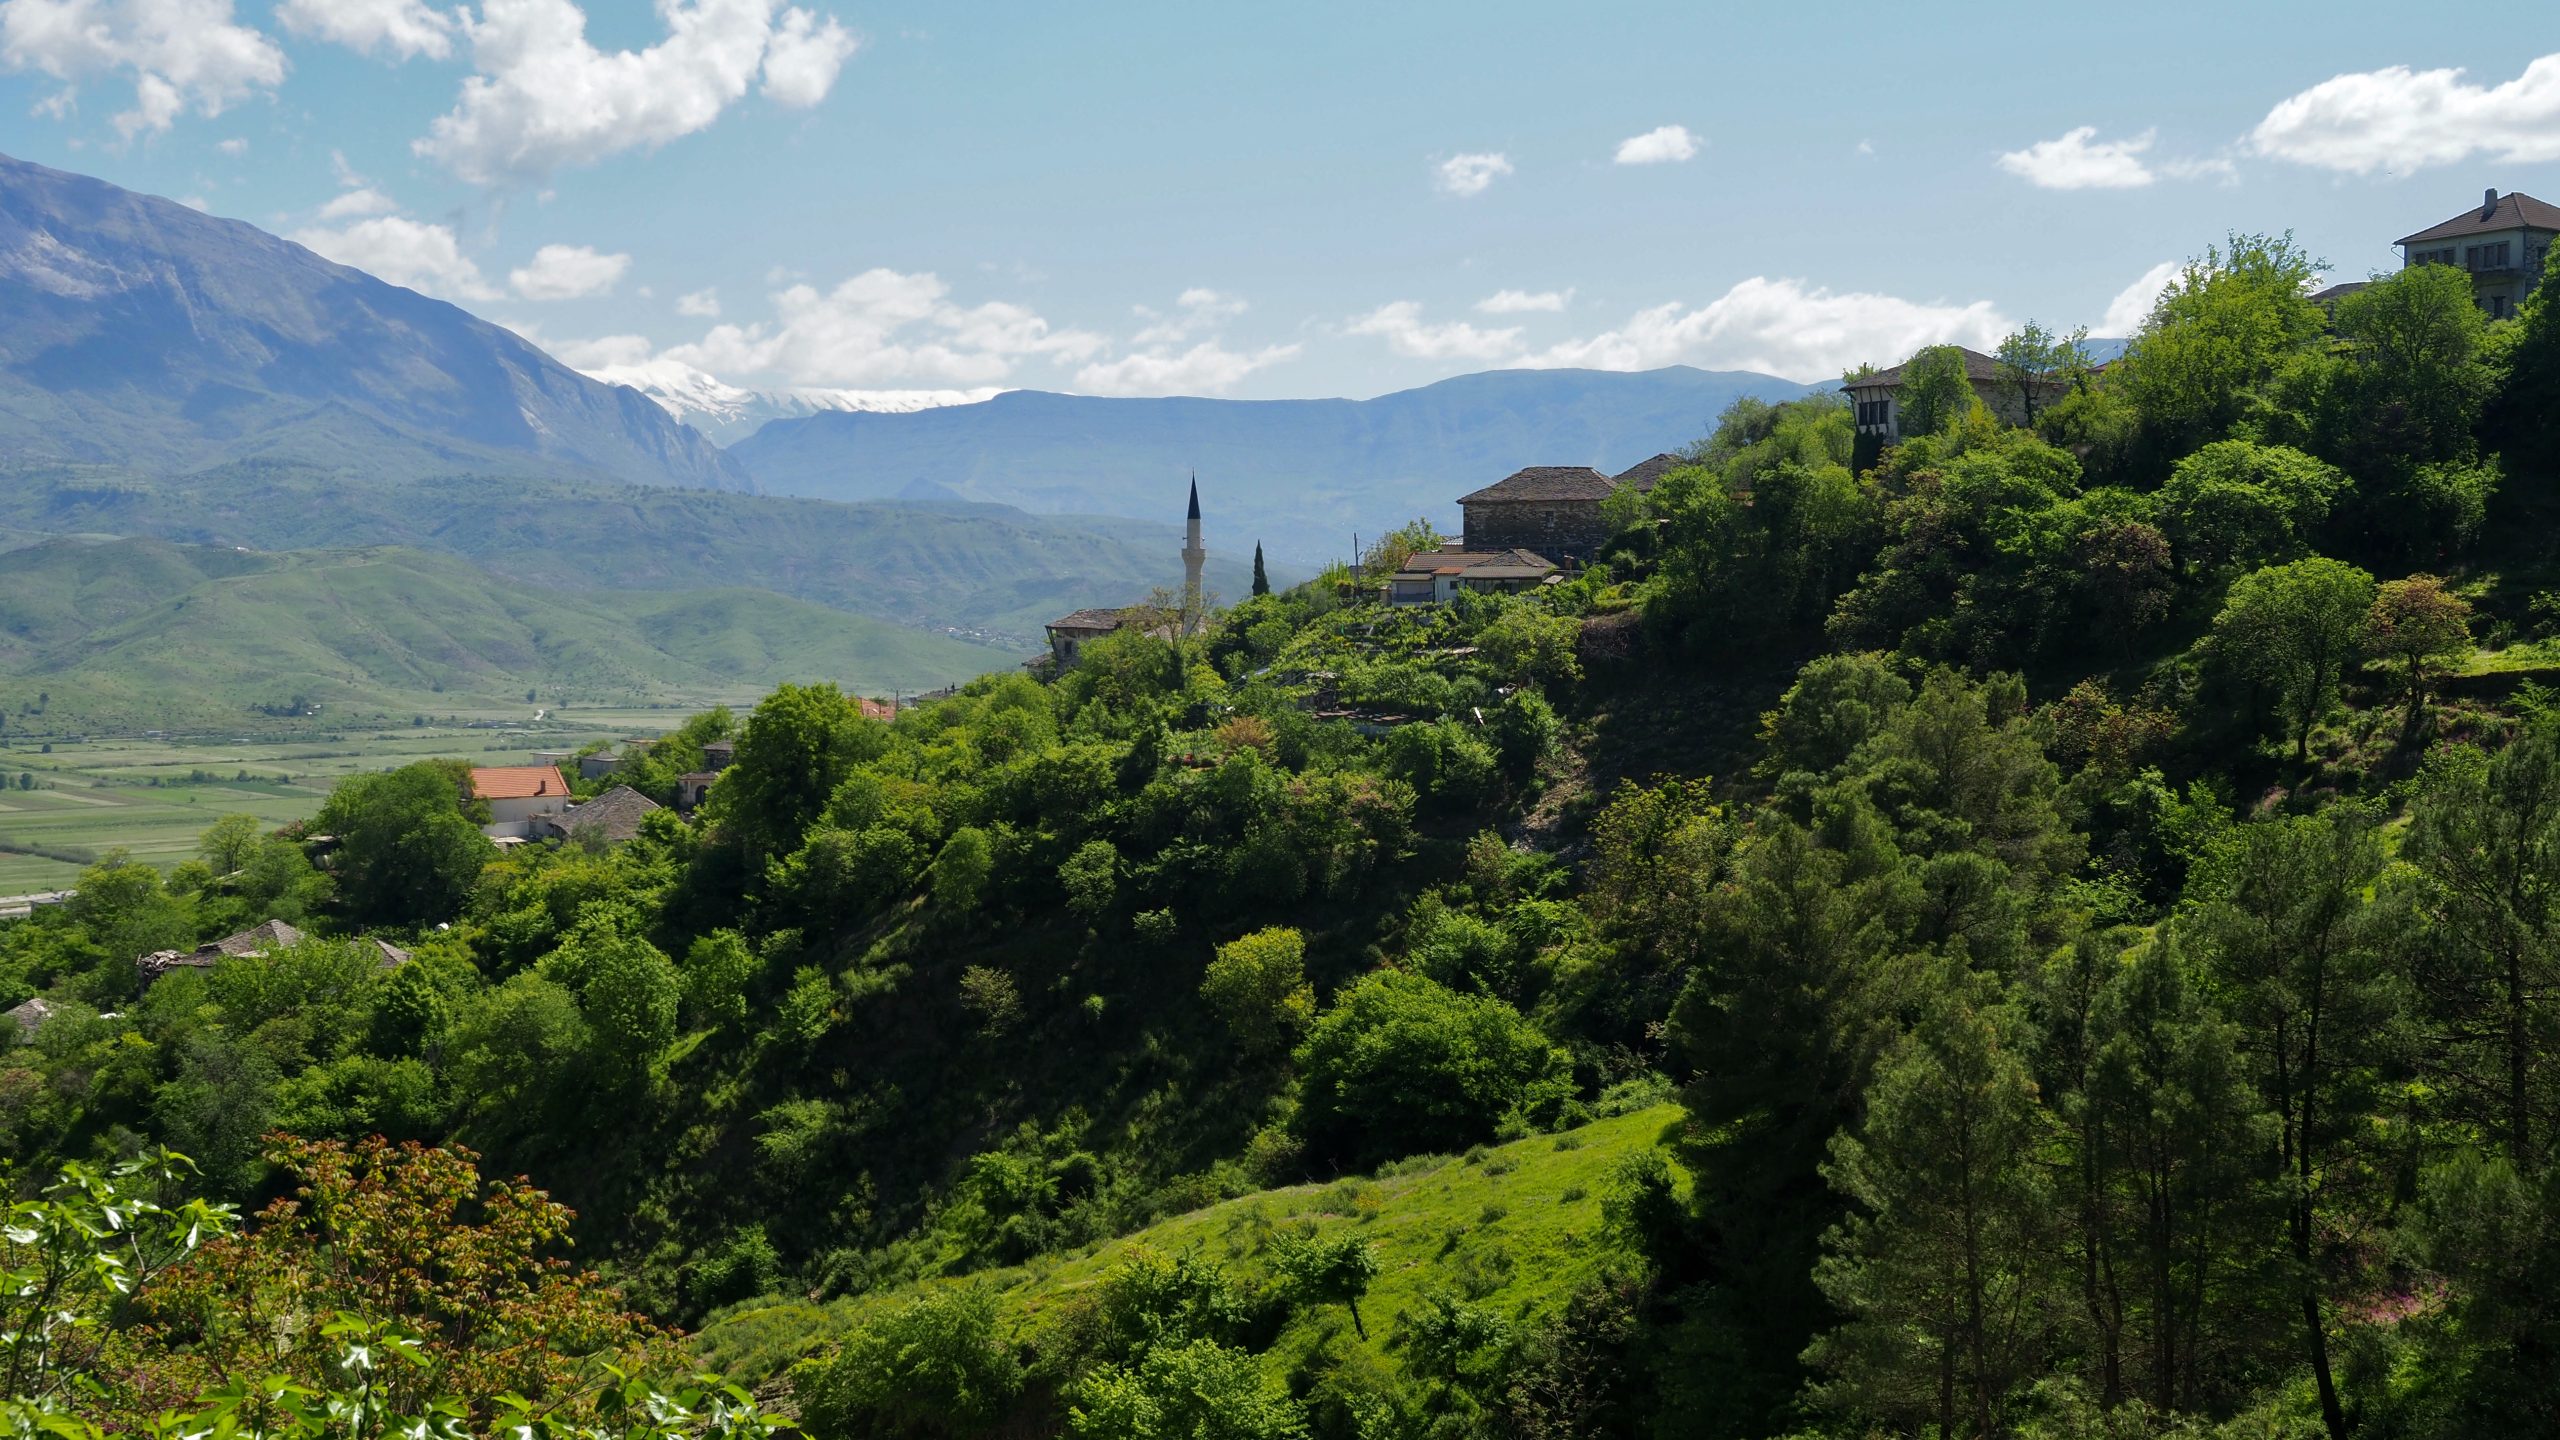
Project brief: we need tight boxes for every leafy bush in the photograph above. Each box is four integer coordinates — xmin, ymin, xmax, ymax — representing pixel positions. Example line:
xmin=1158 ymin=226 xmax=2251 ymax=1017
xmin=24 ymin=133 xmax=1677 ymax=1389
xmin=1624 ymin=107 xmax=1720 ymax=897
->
xmin=1293 ymin=970 xmax=1569 ymax=1168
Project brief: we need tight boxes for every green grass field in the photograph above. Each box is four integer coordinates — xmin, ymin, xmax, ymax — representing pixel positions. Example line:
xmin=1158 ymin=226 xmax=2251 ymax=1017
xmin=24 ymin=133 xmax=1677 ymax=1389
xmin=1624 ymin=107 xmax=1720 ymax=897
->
xmin=0 ymin=704 xmax=741 ymax=891
xmin=695 ymin=1104 xmax=1682 ymax=1390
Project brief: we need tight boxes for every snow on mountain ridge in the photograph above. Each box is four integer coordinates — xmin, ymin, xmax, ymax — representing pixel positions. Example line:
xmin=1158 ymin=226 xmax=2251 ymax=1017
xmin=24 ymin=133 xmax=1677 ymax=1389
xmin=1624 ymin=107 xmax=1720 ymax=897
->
xmin=584 ymin=357 xmax=1003 ymax=445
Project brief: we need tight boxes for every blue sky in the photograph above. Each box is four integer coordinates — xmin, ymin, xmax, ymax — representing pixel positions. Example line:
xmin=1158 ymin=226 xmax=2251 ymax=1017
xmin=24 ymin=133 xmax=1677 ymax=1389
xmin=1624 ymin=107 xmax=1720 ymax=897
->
xmin=5 ymin=1 xmax=2557 ymax=403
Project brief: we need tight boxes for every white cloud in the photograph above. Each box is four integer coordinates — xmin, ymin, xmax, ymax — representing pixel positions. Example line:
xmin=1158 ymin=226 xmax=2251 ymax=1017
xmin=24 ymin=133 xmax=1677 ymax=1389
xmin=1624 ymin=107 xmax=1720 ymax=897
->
xmin=1527 ymin=276 xmax=2008 ymax=382
xmin=290 ymin=213 xmax=500 ymax=301
xmin=508 ymin=241 xmax=631 ymax=299
xmin=274 ymin=0 xmax=454 ymax=61
xmin=757 ymin=2 xmax=857 ymax=106
xmin=1434 ymin=151 xmax=1512 ymax=197
xmin=677 ymin=287 xmax=722 ymax=317
xmin=2100 ymin=259 xmax=2182 ymax=336
xmin=318 ymin=185 xmax=398 ymax=219
xmin=1856 ymin=138 xmax=1874 ymax=156
xmin=1075 ymin=342 xmax=1299 ymax=397
xmin=1997 ymin=126 xmax=2157 ymax=189
xmin=1613 ymin=123 xmax=1699 ymax=165
xmin=215 ymin=134 xmax=244 ymax=154
xmin=416 ymin=0 xmax=860 ymax=186
xmin=0 ymin=0 xmax=287 ymax=138
xmin=1131 ymin=287 xmax=1248 ymax=345
xmin=661 ymin=267 xmax=1103 ymax=387
xmin=1344 ymin=301 xmax=1523 ymax=361
xmin=1475 ymin=287 xmax=1571 ymax=314
xmin=2249 ymin=54 xmax=2560 ymax=174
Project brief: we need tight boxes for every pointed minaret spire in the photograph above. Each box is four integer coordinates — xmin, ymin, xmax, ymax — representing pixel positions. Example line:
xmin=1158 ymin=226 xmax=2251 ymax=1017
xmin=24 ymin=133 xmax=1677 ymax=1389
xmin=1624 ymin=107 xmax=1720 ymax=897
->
xmin=1181 ymin=471 xmax=1206 ymax=634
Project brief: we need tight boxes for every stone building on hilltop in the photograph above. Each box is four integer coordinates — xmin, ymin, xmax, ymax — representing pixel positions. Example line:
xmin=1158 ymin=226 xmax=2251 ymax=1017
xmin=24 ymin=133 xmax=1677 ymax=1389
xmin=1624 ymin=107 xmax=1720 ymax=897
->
xmin=1457 ymin=466 xmax=1616 ymax=562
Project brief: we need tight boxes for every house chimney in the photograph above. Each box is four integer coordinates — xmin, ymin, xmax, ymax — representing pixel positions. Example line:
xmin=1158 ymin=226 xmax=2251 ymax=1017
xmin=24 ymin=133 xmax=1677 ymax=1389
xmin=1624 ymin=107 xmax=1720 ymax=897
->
xmin=2483 ymin=187 xmax=2500 ymax=220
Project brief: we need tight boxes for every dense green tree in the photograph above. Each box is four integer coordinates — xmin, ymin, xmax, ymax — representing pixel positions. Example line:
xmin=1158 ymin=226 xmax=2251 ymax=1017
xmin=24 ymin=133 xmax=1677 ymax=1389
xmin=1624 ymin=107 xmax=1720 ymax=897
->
xmin=1292 ymin=969 xmax=1567 ymax=1167
xmin=1896 ymin=345 xmax=1977 ymax=439
xmin=2400 ymin=721 xmax=2560 ymax=1166
xmin=1252 ymin=542 xmax=1270 ymax=597
xmin=2182 ymin=806 xmax=2400 ymax=1440
xmin=1808 ymin=980 xmax=2063 ymax=1439
xmin=1270 ymin=1230 xmax=1382 ymax=1340
xmin=709 ymin=684 xmax=889 ymax=864
xmin=2156 ymin=440 xmax=2348 ymax=580
xmin=2204 ymin=557 xmax=2378 ymax=760
xmin=1200 ymin=925 xmax=1313 ymax=1055
xmin=1070 ymin=1338 xmax=1305 ymax=1440
xmin=313 ymin=761 xmax=493 ymax=929
xmin=1993 ymin=319 xmax=2087 ymax=424
xmin=2114 ymin=232 xmax=2326 ymax=461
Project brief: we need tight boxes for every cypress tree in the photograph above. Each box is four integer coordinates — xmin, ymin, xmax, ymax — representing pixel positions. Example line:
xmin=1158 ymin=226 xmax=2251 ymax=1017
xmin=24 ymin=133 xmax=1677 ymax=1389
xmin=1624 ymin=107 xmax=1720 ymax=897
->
xmin=1251 ymin=542 xmax=1270 ymax=596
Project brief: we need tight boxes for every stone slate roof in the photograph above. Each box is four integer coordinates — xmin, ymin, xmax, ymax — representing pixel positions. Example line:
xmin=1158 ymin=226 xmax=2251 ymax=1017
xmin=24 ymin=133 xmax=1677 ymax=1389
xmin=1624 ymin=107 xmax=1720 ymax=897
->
xmin=5 ymin=997 xmax=56 ymax=1037
xmin=1047 ymin=607 xmax=1130 ymax=633
xmin=1390 ymin=547 xmax=1559 ymax=582
xmin=213 ymin=919 xmax=304 ymax=956
xmin=1845 ymin=345 xmax=2005 ymax=389
xmin=2397 ymin=191 xmax=2560 ymax=246
xmin=2307 ymin=281 xmax=2372 ymax=305
xmin=545 ymin=785 xmax=663 ymax=845
xmin=371 ymin=938 xmax=413 ymax=968
xmin=1613 ymin=453 xmax=1688 ymax=493
xmin=1457 ymin=467 xmax=1616 ymax=505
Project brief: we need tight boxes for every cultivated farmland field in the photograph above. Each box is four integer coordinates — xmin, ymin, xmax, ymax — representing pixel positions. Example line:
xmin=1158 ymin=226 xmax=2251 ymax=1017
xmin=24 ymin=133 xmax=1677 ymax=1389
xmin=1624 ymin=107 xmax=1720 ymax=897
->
xmin=0 ymin=700 xmax=744 ymax=892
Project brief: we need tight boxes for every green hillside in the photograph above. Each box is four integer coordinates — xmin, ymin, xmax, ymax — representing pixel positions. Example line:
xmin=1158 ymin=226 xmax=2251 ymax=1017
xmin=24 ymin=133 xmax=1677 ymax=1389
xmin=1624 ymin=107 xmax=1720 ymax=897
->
xmin=0 ymin=462 xmax=1268 ymax=648
xmin=0 ymin=538 xmax=1003 ymax=731
xmin=697 ymin=1104 xmax=1680 ymax=1391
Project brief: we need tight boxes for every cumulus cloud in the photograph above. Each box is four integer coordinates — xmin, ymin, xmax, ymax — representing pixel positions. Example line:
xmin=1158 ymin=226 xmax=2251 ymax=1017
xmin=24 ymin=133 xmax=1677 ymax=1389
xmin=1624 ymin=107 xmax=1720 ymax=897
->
xmin=1435 ymin=151 xmax=1512 ymax=197
xmin=1613 ymin=124 xmax=1699 ymax=165
xmin=274 ymin=0 xmax=454 ymax=60
xmin=660 ymin=267 xmax=1103 ymax=387
xmin=1997 ymin=126 xmax=2158 ymax=189
xmin=2249 ymin=53 xmax=2560 ymax=174
xmin=2100 ymin=259 xmax=2182 ymax=336
xmin=0 ymin=0 xmax=287 ymax=138
xmin=1476 ymin=288 xmax=1570 ymax=314
xmin=1075 ymin=341 xmax=1299 ymax=397
xmin=291 ymin=213 xmax=500 ymax=300
xmin=416 ymin=0 xmax=859 ymax=186
xmin=1527 ymin=276 xmax=2008 ymax=382
xmin=509 ymin=241 xmax=631 ymax=299
xmin=676 ymin=287 xmax=721 ymax=317
xmin=318 ymin=185 xmax=399 ymax=219
xmin=1344 ymin=301 xmax=1524 ymax=361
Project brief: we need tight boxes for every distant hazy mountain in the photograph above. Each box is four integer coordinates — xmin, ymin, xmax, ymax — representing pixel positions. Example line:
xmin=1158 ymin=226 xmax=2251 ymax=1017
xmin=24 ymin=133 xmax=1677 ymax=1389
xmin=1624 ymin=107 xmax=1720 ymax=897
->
xmin=0 ymin=462 xmax=1264 ymax=651
xmin=588 ymin=356 xmax=1002 ymax=446
xmin=729 ymin=366 xmax=1825 ymax=563
xmin=0 ymin=153 xmax=745 ymax=491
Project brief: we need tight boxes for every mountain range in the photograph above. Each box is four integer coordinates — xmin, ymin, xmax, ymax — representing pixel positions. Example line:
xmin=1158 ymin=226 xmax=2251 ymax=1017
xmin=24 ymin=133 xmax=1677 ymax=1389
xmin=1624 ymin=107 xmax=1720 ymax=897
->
xmin=726 ymin=366 xmax=1825 ymax=563
xmin=0 ymin=152 xmax=744 ymax=491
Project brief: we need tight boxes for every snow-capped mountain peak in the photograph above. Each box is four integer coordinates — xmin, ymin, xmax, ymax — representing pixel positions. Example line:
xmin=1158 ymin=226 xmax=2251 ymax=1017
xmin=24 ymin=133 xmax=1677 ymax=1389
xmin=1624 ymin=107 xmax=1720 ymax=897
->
xmin=581 ymin=357 xmax=1002 ymax=446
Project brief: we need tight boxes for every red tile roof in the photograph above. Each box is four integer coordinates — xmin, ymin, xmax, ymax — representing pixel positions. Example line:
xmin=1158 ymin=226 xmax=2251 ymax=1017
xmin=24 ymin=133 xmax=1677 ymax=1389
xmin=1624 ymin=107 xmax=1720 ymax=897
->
xmin=468 ymin=765 xmax=570 ymax=800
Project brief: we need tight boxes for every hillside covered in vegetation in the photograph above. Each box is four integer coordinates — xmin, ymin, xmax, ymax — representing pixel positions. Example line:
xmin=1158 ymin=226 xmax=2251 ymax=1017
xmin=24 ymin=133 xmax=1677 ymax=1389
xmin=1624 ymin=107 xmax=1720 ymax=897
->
xmin=8 ymin=234 xmax=2560 ymax=1440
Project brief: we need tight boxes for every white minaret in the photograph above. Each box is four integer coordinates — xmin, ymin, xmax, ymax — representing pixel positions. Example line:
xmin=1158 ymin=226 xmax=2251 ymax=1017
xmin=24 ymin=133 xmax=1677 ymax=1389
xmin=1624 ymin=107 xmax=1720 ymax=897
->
xmin=1182 ymin=472 xmax=1205 ymax=633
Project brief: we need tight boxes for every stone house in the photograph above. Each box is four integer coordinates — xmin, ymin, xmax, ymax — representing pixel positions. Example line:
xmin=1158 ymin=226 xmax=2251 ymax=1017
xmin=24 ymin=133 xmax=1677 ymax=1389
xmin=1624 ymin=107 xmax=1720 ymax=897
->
xmin=466 ymin=764 xmax=573 ymax=839
xmin=1384 ymin=542 xmax=1560 ymax=605
xmin=1457 ymin=467 xmax=1617 ymax=561
xmin=1612 ymin=453 xmax=1687 ymax=495
xmin=2398 ymin=189 xmax=2559 ymax=320
xmin=1044 ymin=608 xmax=1130 ymax=668
xmin=538 ymin=785 xmax=663 ymax=845
xmin=1840 ymin=346 xmax=2073 ymax=445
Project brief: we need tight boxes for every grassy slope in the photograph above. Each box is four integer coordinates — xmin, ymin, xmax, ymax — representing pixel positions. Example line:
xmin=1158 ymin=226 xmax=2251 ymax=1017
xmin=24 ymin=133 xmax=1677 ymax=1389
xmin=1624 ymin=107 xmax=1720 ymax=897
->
xmin=0 ymin=539 xmax=1002 ymax=732
xmin=696 ymin=1104 xmax=1681 ymax=1389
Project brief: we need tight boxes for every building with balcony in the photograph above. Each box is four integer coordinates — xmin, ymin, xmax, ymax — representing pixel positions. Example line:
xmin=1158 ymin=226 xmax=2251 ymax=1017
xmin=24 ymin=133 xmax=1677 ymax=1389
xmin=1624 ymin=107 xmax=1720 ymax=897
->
xmin=2398 ymin=189 xmax=2559 ymax=320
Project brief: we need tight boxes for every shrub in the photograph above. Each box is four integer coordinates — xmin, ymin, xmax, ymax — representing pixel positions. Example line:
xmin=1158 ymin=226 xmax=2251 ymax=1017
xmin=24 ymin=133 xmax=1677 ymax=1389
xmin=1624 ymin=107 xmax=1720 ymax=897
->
xmin=795 ymin=1286 xmax=1023 ymax=1440
xmin=1293 ymin=969 xmax=1570 ymax=1169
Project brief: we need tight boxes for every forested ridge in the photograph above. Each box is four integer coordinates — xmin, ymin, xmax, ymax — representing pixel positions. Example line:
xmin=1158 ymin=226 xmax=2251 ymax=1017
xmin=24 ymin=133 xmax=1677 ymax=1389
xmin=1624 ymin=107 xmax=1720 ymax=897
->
xmin=8 ymin=234 xmax=2560 ymax=1439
